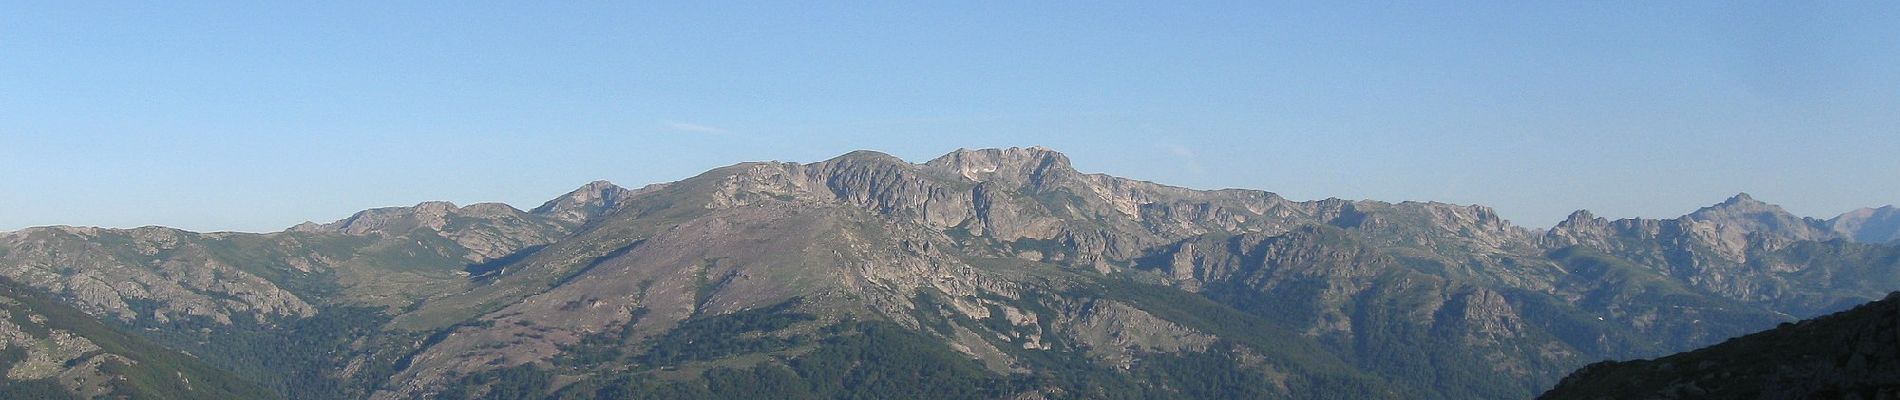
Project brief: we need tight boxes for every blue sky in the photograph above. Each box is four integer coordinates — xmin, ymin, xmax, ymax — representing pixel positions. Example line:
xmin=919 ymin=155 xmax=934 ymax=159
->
xmin=3 ymin=2 xmax=1896 ymax=232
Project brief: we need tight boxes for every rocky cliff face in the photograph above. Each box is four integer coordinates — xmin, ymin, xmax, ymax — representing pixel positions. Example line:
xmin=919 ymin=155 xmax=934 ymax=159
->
xmin=529 ymin=180 xmax=642 ymax=228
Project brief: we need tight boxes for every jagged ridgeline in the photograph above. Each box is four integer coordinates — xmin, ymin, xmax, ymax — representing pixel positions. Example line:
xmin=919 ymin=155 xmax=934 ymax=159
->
xmin=0 ymin=147 xmax=1895 ymax=399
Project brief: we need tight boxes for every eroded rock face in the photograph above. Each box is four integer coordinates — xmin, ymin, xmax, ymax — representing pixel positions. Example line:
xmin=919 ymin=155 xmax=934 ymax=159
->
xmin=529 ymin=180 xmax=640 ymax=227
xmin=1439 ymin=288 xmax=1530 ymax=343
xmin=1056 ymin=299 xmax=1215 ymax=368
xmin=921 ymin=146 xmax=1074 ymax=186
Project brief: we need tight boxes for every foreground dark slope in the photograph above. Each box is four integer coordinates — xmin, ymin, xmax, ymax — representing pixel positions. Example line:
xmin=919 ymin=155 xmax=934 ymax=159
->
xmin=1540 ymin=292 xmax=1900 ymax=399
xmin=0 ymin=147 xmax=1894 ymax=399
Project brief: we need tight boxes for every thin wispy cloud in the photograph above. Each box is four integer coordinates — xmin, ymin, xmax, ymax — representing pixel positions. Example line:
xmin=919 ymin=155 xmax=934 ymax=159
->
xmin=1166 ymin=143 xmax=1206 ymax=174
xmin=1166 ymin=144 xmax=1195 ymax=158
xmin=663 ymin=120 xmax=728 ymax=135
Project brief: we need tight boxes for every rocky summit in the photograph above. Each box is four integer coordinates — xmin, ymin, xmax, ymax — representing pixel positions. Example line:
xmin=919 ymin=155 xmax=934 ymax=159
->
xmin=0 ymin=147 xmax=1896 ymax=399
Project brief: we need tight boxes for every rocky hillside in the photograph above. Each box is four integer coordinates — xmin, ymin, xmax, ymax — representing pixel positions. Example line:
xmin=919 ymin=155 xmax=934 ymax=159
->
xmin=0 ymin=147 xmax=1894 ymax=399
xmin=0 ymin=277 xmax=277 ymax=399
xmin=1540 ymin=291 xmax=1900 ymax=399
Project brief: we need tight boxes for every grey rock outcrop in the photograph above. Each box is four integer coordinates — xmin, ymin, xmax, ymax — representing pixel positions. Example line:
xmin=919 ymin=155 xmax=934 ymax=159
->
xmin=529 ymin=180 xmax=638 ymax=227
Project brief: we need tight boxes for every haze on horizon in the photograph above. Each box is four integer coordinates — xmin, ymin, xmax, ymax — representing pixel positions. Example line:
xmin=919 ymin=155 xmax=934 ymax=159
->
xmin=3 ymin=2 xmax=1896 ymax=233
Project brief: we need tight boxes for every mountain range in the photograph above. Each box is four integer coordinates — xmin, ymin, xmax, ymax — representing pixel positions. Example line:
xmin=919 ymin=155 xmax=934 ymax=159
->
xmin=0 ymin=147 xmax=1894 ymax=399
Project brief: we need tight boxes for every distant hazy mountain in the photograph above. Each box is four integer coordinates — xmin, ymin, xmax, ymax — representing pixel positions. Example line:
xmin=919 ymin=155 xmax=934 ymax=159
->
xmin=1540 ymin=291 xmax=1900 ymax=399
xmin=1682 ymin=193 xmax=1839 ymax=242
xmin=1832 ymin=206 xmax=1900 ymax=244
xmin=0 ymin=147 xmax=1893 ymax=399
